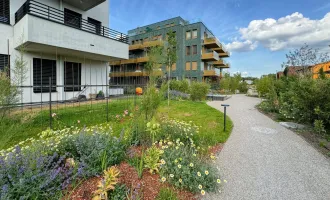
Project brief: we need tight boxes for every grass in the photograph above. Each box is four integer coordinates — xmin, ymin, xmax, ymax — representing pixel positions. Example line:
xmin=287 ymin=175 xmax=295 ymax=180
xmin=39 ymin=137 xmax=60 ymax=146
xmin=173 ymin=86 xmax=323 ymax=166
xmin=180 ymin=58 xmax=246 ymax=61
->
xmin=157 ymin=100 xmax=233 ymax=146
xmin=0 ymin=99 xmax=233 ymax=150
xmin=156 ymin=187 xmax=179 ymax=200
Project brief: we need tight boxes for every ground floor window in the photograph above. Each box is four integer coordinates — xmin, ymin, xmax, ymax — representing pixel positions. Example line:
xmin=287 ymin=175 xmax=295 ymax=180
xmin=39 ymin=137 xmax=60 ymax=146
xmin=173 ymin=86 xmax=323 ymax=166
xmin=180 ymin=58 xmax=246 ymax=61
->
xmin=0 ymin=54 xmax=9 ymax=71
xmin=64 ymin=61 xmax=81 ymax=92
xmin=33 ymin=58 xmax=57 ymax=93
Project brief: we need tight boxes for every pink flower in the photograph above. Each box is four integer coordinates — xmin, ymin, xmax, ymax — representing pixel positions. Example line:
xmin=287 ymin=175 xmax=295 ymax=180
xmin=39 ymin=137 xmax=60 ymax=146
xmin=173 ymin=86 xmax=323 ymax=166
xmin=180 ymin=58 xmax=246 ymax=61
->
xmin=51 ymin=113 xmax=57 ymax=118
xmin=124 ymin=110 xmax=129 ymax=115
xmin=116 ymin=115 xmax=120 ymax=119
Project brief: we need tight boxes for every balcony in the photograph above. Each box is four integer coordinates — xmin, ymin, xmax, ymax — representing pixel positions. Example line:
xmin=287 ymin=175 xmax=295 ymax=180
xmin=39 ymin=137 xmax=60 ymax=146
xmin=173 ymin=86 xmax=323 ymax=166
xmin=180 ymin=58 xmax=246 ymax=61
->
xmin=212 ymin=43 xmax=227 ymax=54
xmin=63 ymin=0 xmax=106 ymax=11
xmin=203 ymin=70 xmax=219 ymax=77
xmin=109 ymin=56 xmax=149 ymax=65
xmin=129 ymin=40 xmax=164 ymax=51
xmin=219 ymin=51 xmax=230 ymax=58
xmin=204 ymin=37 xmax=221 ymax=48
xmin=202 ymin=51 xmax=220 ymax=61
xmin=110 ymin=70 xmax=163 ymax=77
xmin=14 ymin=0 xmax=128 ymax=61
xmin=213 ymin=59 xmax=226 ymax=67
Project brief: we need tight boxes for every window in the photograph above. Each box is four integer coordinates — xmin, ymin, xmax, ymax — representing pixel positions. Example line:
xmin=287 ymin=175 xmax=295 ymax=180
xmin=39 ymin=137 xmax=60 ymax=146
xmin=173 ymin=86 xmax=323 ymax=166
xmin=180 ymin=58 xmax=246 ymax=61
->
xmin=186 ymin=31 xmax=191 ymax=40
xmin=0 ymin=0 xmax=10 ymax=24
xmin=131 ymin=41 xmax=135 ymax=45
xmin=185 ymin=62 xmax=191 ymax=71
xmin=192 ymin=62 xmax=197 ymax=70
xmin=33 ymin=58 xmax=57 ymax=93
xmin=64 ymin=8 xmax=82 ymax=29
xmin=171 ymin=63 xmax=176 ymax=71
xmin=192 ymin=29 xmax=198 ymax=39
xmin=192 ymin=45 xmax=197 ymax=55
xmin=186 ymin=46 xmax=191 ymax=56
xmin=64 ymin=61 xmax=81 ymax=92
xmin=88 ymin=17 xmax=102 ymax=35
xmin=0 ymin=54 xmax=9 ymax=71
xmin=171 ymin=23 xmax=175 ymax=27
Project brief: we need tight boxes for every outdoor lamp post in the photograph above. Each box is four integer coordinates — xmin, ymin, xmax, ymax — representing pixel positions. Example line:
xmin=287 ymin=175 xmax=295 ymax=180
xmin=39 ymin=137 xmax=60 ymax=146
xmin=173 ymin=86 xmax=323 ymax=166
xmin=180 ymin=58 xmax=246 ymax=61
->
xmin=221 ymin=104 xmax=230 ymax=131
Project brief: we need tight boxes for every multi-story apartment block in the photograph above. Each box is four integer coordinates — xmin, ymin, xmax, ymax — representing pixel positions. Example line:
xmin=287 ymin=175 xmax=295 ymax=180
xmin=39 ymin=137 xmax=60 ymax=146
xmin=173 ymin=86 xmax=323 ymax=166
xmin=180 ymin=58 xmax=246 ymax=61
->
xmin=109 ymin=17 xmax=230 ymax=85
xmin=0 ymin=0 xmax=128 ymax=103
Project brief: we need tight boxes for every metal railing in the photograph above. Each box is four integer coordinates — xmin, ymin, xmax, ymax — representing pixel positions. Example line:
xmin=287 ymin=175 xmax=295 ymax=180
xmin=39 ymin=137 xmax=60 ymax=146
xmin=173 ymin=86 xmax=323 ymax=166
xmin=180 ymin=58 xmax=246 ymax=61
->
xmin=15 ymin=0 xmax=129 ymax=43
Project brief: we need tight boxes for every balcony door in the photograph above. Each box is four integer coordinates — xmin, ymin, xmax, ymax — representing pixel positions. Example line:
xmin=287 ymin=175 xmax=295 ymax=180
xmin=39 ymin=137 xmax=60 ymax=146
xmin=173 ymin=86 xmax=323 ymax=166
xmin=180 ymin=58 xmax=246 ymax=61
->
xmin=64 ymin=8 xmax=82 ymax=29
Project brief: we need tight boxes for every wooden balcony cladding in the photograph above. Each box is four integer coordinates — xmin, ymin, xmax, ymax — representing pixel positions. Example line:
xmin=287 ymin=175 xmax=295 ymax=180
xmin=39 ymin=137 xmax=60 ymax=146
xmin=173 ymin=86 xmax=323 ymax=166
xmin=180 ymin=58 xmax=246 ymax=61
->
xmin=219 ymin=51 xmax=230 ymax=58
xmin=201 ymin=51 xmax=220 ymax=61
xmin=129 ymin=40 xmax=164 ymax=51
xmin=109 ymin=57 xmax=149 ymax=65
xmin=213 ymin=59 xmax=225 ymax=67
xmin=203 ymin=37 xmax=221 ymax=48
xmin=203 ymin=70 xmax=219 ymax=77
xmin=109 ymin=70 xmax=163 ymax=77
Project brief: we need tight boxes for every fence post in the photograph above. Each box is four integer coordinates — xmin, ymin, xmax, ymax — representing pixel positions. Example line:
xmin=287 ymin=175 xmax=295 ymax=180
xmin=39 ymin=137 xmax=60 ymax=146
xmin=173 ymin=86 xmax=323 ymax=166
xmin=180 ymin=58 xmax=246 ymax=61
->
xmin=106 ymin=64 xmax=109 ymax=122
xmin=49 ymin=77 xmax=52 ymax=129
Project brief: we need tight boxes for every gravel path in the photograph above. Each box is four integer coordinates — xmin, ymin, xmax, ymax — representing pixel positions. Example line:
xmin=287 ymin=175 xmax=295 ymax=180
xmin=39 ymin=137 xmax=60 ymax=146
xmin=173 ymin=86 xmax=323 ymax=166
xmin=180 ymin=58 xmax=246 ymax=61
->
xmin=205 ymin=94 xmax=330 ymax=200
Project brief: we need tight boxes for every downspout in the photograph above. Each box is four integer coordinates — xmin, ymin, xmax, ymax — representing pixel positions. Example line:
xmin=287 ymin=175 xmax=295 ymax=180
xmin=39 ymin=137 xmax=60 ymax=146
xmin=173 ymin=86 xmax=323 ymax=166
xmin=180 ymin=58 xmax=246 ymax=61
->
xmin=59 ymin=0 xmax=63 ymax=10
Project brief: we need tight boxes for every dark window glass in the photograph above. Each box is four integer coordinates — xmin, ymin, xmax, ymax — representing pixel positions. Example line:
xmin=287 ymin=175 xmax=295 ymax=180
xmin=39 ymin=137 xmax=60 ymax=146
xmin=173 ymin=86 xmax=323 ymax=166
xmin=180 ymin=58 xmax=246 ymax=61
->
xmin=33 ymin=58 xmax=57 ymax=93
xmin=88 ymin=17 xmax=101 ymax=35
xmin=192 ymin=45 xmax=197 ymax=55
xmin=0 ymin=0 xmax=10 ymax=24
xmin=186 ymin=46 xmax=191 ymax=56
xmin=64 ymin=8 xmax=82 ymax=29
xmin=0 ymin=54 xmax=9 ymax=71
xmin=64 ymin=61 xmax=81 ymax=92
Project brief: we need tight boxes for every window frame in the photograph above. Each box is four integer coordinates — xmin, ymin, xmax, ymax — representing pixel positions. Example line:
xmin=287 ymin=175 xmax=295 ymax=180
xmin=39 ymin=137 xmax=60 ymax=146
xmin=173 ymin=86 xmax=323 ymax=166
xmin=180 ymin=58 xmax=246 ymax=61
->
xmin=186 ymin=31 xmax=191 ymax=40
xmin=33 ymin=58 xmax=57 ymax=93
xmin=192 ymin=29 xmax=198 ymax=39
xmin=185 ymin=62 xmax=191 ymax=71
xmin=192 ymin=45 xmax=197 ymax=55
xmin=0 ymin=0 xmax=10 ymax=24
xmin=192 ymin=61 xmax=197 ymax=70
xmin=186 ymin=46 xmax=191 ymax=56
xmin=0 ymin=54 xmax=9 ymax=71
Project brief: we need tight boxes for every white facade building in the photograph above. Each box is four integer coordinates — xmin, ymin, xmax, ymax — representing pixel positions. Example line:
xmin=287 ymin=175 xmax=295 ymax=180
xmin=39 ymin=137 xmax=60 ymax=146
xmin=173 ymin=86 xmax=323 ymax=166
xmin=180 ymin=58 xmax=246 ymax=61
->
xmin=0 ymin=0 xmax=128 ymax=103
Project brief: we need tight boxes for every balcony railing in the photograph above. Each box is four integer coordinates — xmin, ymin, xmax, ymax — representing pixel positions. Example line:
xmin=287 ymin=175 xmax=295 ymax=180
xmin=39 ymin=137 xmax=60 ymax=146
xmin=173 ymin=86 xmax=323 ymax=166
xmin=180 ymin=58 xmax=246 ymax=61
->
xmin=15 ymin=0 xmax=129 ymax=43
xmin=201 ymin=51 xmax=219 ymax=61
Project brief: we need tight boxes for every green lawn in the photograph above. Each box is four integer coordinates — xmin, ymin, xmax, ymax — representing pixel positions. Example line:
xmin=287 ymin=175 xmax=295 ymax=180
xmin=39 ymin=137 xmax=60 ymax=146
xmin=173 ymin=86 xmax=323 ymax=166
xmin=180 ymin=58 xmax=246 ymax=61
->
xmin=0 ymin=100 xmax=232 ymax=150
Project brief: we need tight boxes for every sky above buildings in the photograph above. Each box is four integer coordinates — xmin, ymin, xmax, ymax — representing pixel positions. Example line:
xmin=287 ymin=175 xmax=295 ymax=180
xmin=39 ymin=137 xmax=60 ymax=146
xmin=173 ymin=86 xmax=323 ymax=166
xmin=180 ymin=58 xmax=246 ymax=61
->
xmin=109 ymin=0 xmax=330 ymax=77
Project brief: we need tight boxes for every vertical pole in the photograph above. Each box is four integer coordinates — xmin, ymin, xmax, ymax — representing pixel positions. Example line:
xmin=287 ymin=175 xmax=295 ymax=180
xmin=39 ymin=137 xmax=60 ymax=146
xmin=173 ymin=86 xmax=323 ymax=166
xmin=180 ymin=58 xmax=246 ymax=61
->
xmin=224 ymin=107 xmax=226 ymax=132
xmin=49 ymin=77 xmax=52 ymax=129
xmin=106 ymin=63 xmax=109 ymax=122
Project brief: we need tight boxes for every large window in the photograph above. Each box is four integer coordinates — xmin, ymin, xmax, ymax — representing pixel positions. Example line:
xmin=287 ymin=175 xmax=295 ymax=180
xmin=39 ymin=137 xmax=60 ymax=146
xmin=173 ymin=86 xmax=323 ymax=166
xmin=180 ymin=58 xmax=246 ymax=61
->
xmin=88 ymin=17 xmax=101 ymax=35
xmin=0 ymin=0 xmax=10 ymax=24
xmin=186 ymin=31 xmax=191 ymax=40
xmin=33 ymin=58 xmax=57 ymax=93
xmin=185 ymin=62 xmax=191 ymax=71
xmin=64 ymin=8 xmax=82 ymax=29
xmin=64 ymin=61 xmax=81 ymax=92
xmin=192 ymin=61 xmax=197 ymax=70
xmin=0 ymin=54 xmax=9 ymax=71
xmin=192 ymin=29 xmax=198 ymax=39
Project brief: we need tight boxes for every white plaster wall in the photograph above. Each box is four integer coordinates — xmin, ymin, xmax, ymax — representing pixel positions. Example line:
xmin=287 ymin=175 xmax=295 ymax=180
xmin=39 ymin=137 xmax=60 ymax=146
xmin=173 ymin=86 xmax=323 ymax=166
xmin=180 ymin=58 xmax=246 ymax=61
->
xmin=0 ymin=24 xmax=13 ymax=55
xmin=17 ymin=51 xmax=109 ymax=103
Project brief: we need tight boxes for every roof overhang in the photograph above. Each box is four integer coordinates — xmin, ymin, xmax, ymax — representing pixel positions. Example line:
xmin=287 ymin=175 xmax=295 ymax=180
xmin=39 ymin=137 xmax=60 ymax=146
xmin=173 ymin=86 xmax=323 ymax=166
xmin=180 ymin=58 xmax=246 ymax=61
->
xmin=63 ymin=0 xmax=106 ymax=11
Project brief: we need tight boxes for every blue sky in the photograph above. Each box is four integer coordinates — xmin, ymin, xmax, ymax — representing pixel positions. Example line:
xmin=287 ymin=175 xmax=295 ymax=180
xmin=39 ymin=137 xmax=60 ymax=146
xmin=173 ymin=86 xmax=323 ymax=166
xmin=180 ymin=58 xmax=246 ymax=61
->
xmin=109 ymin=0 xmax=330 ymax=77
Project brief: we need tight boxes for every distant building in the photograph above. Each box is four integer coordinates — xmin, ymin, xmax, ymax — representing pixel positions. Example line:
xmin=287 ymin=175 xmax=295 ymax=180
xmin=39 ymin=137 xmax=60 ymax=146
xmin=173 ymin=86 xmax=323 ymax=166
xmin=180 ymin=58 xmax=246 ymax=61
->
xmin=109 ymin=17 xmax=230 ymax=85
xmin=311 ymin=61 xmax=330 ymax=79
xmin=277 ymin=66 xmax=303 ymax=79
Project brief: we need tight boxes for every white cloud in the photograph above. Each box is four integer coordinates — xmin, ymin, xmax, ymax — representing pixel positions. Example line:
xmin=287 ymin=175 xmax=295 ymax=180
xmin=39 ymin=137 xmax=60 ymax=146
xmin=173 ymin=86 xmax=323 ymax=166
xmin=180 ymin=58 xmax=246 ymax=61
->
xmin=225 ymin=40 xmax=257 ymax=52
xmin=225 ymin=12 xmax=330 ymax=52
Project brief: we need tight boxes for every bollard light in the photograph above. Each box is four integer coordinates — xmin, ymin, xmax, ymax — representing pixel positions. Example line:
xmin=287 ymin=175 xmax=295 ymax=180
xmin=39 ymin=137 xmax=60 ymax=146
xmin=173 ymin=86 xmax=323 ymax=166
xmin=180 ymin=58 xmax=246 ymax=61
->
xmin=221 ymin=104 xmax=230 ymax=132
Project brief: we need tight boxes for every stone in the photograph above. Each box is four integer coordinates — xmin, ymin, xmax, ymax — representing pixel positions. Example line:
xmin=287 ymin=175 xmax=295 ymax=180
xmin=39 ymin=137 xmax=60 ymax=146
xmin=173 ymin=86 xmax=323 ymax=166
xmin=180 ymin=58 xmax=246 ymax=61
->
xmin=279 ymin=122 xmax=306 ymax=130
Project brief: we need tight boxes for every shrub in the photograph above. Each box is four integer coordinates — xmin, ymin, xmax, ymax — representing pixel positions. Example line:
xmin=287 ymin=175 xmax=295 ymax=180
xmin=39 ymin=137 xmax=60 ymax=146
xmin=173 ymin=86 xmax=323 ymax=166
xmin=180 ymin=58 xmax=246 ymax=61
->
xmin=159 ymin=142 xmax=221 ymax=194
xmin=141 ymin=83 xmax=162 ymax=120
xmin=144 ymin=145 xmax=163 ymax=174
xmin=189 ymin=82 xmax=210 ymax=101
xmin=0 ymin=146 xmax=83 ymax=199
xmin=156 ymin=187 xmax=178 ymax=200
xmin=169 ymin=79 xmax=189 ymax=93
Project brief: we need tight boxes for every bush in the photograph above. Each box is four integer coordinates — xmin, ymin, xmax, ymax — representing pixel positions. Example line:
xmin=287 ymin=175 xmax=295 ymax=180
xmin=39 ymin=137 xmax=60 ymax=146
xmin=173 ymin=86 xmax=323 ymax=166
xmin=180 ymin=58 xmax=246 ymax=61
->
xmin=189 ymin=82 xmax=210 ymax=101
xmin=159 ymin=141 xmax=221 ymax=194
xmin=169 ymin=79 xmax=189 ymax=93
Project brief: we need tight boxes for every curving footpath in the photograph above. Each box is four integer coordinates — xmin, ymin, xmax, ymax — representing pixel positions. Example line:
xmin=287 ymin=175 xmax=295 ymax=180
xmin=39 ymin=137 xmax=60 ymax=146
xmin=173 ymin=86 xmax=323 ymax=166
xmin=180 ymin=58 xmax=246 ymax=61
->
xmin=205 ymin=94 xmax=330 ymax=200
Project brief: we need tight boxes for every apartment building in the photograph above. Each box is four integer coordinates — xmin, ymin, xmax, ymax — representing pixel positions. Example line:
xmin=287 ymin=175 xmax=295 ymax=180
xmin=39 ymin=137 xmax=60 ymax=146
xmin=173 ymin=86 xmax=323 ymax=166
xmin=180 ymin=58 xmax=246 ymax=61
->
xmin=0 ymin=0 xmax=128 ymax=103
xmin=109 ymin=17 xmax=230 ymax=85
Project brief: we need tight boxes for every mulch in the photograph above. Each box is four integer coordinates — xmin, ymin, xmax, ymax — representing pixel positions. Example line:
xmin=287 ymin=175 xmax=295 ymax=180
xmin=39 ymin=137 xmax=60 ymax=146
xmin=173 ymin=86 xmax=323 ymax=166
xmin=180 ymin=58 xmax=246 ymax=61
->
xmin=65 ymin=143 xmax=224 ymax=200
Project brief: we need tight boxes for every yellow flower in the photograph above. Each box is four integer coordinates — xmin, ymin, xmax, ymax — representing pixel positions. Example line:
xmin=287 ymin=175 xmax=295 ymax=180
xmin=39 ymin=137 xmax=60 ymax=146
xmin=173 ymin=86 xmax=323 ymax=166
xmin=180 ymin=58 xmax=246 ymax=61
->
xmin=201 ymin=190 xmax=205 ymax=195
xmin=205 ymin=170 xmax=209 ymax=175
xmin=170 ymin=174 xmax=174 ymax=178
xmin=161 ymin=177 xmax=166 ymax=182
xmin=197 ymin=172 xmax=201 ymax=177
xmin=178 ymin=164 xmax=182 ymax=169
xmin=174 ymin=159 xmax=178 ymax=163
xmin=179 ymin=178 xmax=182 ymax=183
xmin=189 ymin=163 xmax=194 ymax=167
xmin=160 ymin=159 xmax=166 ymax=165
xmin=198 ymin=185 xmax=203 ymax=189
xmin=179 ymin=157 xmax=182 ymax=161
xmin=217 ymin=179 xmax=221 ymax=183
